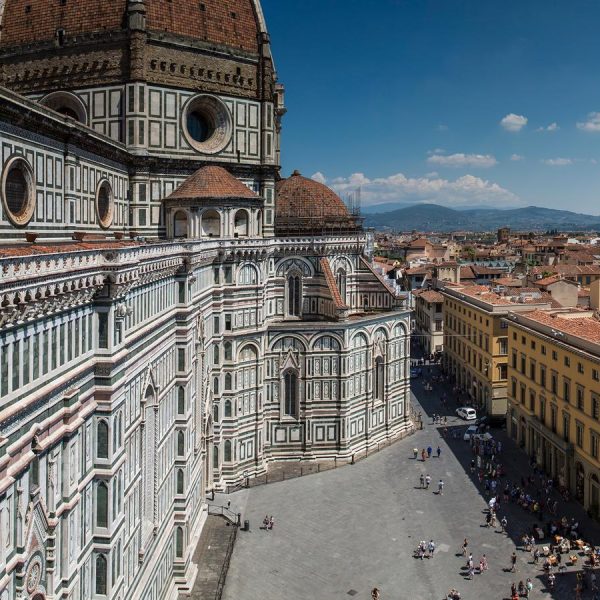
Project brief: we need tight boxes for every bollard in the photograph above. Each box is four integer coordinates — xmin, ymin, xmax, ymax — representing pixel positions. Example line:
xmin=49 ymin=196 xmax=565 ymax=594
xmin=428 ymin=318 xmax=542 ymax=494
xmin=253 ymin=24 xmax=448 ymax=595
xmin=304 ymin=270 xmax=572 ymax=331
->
xmin=351 ymin=453 xmax=355 ymax=465
xmin=244 ymin=519 xmax=250 ymax=532
xmin=237 ymin=513 xmax=241 ymax=527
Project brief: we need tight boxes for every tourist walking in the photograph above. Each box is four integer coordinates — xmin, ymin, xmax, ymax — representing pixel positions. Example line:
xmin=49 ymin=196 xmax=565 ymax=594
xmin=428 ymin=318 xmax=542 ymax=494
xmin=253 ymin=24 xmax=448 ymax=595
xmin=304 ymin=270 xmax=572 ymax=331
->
xmin=428 ymin=540 xmax=435 ymax=557
xmin=438 ymin=479 xmax=444 ymax=495
xmin=421 ymin=449 xmax=426 ymax=461
xmin=436 ymin=445 xmax=441 ymax=458
xmin=427 ymin=446 xmax=433 ymax=458
xmin=371 ymin=588 xmax=380 ymax=600
xmin=510 ymin=551 xmax=517 ymax=572
xmin=420 ymin=474 xmax=425 ymax=488
xmin=500 ymin=516 xmax=507 ymax=533
xmin=425 ymin=474 xmax=431 ymax=489
xmin=461 ymin=538 xmax=468 ymax=557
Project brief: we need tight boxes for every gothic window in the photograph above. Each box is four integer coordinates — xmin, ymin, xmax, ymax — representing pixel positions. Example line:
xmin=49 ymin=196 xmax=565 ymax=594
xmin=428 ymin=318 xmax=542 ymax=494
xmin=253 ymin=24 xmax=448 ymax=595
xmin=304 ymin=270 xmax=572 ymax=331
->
xmin=96 ymin=482 xmax=108 ymax=527
xmin=30 ymin=456 xmax=39 ymax=490
xmin=177 ymin=386 xmax=185 ymax=414
xmin=177 ymin=431 xmax=185 ymax=457
xmin=173 ymin=210 xmax=188 ymax=238
xmin=213 ymin=445 xmax=219 ymax=469
xmin=175 ymin=527 xmax=184 ymax=558
xmin=176 ymin=469 xmax=184 ymax=494
xmin=97 ymin=420 xmax=109 ymax=459
xmin=213 ymin=377 xmax=219 ymax=395
xmin=224 ymin=440 xmax=232 ymax=462
xmin=225 ymin=373 xmax=232 ymax=390
xmin=224 ymin=342 xmax=232 ymax=361
xmin=375 ymin=357 xmax=385 ymax=401
xmin=213 ymin=404 xmax=219 ymax=422
xmin=239 ymin=264 xmax=258 ymax=285
xmin=95 ymin=554 xmax=107 ymax=595
xmin=284 ymin=370 xmax=298 ymax=418
xmin=233 ymin=209 xmax=249 ymax=237
xmin=224 ymin=400 xmax=232 ymax=417
xmin=287 ymin=273 xmax=302 ymax=317
xmin=213 ymin=345 xmax=220 ymax=364
xmin=336 ymin=268 xmax=347 ymax=304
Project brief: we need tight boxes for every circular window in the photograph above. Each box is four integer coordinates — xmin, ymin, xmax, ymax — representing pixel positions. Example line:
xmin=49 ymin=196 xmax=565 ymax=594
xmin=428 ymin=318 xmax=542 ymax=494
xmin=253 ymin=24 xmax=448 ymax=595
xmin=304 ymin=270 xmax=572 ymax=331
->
xmin=95 ymin=180 xmax=114 ymax=229
xmin=182 ymin=95 xmax=232 ymax=154
xmin=1 ymin=156 xmax=35 ymax=227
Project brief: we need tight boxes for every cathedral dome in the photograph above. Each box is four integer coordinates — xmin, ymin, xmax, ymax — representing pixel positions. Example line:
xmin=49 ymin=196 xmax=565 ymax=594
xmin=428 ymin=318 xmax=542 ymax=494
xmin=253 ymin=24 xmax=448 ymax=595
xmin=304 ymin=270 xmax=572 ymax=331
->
xmin=0 ymin=0 xmax=262 ymax=53
xmin=275 ymin=171 xmax=360 ymax=236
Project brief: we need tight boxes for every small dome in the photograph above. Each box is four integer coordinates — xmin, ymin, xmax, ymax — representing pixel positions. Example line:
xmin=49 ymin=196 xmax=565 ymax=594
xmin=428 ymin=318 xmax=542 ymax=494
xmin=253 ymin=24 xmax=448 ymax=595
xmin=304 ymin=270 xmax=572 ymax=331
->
xmin=275 ymin=171 xmax=360 ymax=236
xmin=166 ymin=166 xmax=258 ymax=201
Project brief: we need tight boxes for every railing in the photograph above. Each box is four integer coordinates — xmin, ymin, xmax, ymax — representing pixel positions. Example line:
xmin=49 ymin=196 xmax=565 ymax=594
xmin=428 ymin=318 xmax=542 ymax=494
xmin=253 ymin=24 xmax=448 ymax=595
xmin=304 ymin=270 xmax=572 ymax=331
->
xmin=208 ymin=504 xmax=240 ymax=527
xmin=213 ymin=518 xmax=238 ymax=600
xmin=225 ymin=426 xmax=416 ymax=494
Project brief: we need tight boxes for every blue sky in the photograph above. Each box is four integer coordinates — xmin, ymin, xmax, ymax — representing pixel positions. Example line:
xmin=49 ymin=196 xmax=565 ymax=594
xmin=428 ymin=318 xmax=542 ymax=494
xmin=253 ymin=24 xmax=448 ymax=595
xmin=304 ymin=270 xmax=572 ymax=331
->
xmin=262 ymin=0 xmax=600 ymax=213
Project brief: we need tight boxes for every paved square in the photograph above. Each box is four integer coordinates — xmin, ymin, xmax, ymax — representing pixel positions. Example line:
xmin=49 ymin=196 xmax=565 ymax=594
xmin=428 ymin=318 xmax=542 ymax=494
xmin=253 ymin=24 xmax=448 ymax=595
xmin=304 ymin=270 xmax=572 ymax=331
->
xmin=219 ymin=376 xmax=600 ymax=600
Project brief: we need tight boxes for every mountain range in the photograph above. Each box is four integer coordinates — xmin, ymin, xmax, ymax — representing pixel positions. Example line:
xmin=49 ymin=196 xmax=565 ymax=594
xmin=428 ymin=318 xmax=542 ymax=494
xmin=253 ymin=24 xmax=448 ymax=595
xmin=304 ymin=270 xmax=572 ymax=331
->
xmin=362 ymin=204 xmax=600 ymax=232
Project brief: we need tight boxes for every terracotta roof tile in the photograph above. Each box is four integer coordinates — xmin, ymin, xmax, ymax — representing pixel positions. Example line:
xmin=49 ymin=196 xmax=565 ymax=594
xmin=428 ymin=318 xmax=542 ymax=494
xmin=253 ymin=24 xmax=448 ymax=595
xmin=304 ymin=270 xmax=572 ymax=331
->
xmin=0 ymin=241 xmax=137 ymax=258
xmin=521 ymin=310 xmax=600 ymax=345
xmin=166 ymin=166 xmax=258 ymax=201
xmin=320 ymin=258 xmax=348 ymax=310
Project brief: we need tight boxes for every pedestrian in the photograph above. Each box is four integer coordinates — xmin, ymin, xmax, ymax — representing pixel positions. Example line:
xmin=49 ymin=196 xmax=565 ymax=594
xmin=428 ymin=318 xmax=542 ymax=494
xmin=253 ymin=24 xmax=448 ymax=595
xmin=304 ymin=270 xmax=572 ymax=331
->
xmin=436 ymin=445 xmax=441 ymax=458
xmin=268 ymin=515 xmax=274 ymax=530
xmin=510 ymin=582 xmax=517 ymax=598
xmin=420 ymin=473 xmax=425 ymax=488
xmin=413 ymin=447 xmax=418 ymax=459
xmin=533 ymin=548 xmax=540 ymax=564
xmin=548 ymin=572 xmax=555 ymax=590
xmin=371 ymin=588 xmax=380 ymax=600
xmin=438 ymin=479 xmax=444 ymax=495
xmin=427 ymin=446 xmax=433 ymax=458
xmin=500 ymin=516 xmax=508 ymax=533
xmin=444 ymin=416 xmax=447 ymax=425
xmin=421 ymin=449 xmax=426 ymax=461
xmin=510 ymin=551 xmax=517 ymax=572
xmin=481 ymin=554 xmax=488 ymax=571
xmin=425 ymin=474 xmax=431 ymax=489
xmin=525 ymin=578 xmax=533 ymax=598
xmin=428 ymin=540 xmax=435 ymax=557
xmin=461 ymin=538 xmax=468 ymax=557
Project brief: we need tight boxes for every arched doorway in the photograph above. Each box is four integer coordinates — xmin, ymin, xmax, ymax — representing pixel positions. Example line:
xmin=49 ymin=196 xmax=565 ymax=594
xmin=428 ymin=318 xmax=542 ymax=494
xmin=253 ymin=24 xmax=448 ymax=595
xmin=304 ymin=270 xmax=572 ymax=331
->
xmin=173 ymin=210 xmax=188 ymax=238
xmin=201 ymin=210 xmax=221 ymax=237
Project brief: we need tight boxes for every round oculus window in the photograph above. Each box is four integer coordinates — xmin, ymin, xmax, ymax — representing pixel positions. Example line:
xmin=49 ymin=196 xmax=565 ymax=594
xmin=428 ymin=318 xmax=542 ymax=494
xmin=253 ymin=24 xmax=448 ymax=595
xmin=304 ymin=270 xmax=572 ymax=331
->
xmin=1 ymin=156 xmax=35 ymax=227
xmin=182 ymin=95 xmax=232 ymax=154
xmin=96 ymin=180 xmax=114 ymax=229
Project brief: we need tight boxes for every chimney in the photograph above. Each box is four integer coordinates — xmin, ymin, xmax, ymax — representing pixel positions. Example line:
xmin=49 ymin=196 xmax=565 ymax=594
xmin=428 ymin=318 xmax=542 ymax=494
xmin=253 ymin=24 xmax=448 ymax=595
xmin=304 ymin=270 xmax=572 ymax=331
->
xmin=591 ymin=279 xmax=600 ymax=310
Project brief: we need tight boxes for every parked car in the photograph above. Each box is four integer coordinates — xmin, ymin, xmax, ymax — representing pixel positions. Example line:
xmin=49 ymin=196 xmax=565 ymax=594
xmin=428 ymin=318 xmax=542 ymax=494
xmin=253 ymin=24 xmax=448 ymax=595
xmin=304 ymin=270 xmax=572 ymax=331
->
xmin=463 ymin=425 xmax=478 ymax=441
xmin=476 ymin=415 xmax=507 ymax=429
xmin=410 ymin=367 xmax=422 ymax=379
xmin=456 ymin=407 xmax=477 ymax=420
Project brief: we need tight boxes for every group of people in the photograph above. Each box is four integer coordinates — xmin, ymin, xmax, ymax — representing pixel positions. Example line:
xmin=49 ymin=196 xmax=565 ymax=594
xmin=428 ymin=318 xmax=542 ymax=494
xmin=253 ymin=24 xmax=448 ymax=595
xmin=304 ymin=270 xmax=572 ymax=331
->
xmin=509 ymin=579 xmax=533 ymax=599
xmin=414 ymin=445 xmax=442 ymax=461
xmin=414 ymin=539 xmax=436 ymax=559
xmin=262 ymin=515 xmax=274 ymax=530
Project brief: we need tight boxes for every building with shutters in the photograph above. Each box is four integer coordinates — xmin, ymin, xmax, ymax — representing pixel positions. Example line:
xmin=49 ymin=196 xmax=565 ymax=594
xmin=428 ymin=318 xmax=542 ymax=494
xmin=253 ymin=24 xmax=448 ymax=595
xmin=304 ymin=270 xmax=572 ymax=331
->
xmin=0 ymin=2 xmax=411 ymax=600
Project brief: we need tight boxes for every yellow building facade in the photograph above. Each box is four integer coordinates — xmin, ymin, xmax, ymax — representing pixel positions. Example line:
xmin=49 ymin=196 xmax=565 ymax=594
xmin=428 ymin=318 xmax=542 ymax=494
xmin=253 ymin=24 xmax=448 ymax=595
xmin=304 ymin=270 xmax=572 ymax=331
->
xmin=442 ymin=286 xmax=551 ymax=417
xmin=507 ymin=309 xmax=600 ymax=515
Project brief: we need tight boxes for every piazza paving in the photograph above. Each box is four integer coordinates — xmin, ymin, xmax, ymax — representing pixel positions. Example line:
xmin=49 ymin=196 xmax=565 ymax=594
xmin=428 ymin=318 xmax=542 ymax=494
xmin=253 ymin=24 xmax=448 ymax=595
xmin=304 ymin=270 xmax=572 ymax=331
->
xmin=218 ymin=372 xmax=600 ymax=600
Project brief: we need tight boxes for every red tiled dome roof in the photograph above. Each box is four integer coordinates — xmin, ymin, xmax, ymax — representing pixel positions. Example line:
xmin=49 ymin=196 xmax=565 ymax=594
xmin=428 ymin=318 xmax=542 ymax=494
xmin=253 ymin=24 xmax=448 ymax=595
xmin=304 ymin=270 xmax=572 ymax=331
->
xmin=276 ymin=170 xmax=355 ymax=226
xmin=0 ymin=0 xmax=260 ymax=53
xmin=166 ymin=166 xmax=258 ymax=201
xmin=275 ymin=170 xmax=360 ymax=235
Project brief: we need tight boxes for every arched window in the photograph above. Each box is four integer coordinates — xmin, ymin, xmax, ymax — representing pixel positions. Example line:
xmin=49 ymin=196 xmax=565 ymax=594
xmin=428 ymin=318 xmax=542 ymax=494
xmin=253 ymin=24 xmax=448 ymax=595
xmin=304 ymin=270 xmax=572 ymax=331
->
xmin=224 ymin=400 xmax=232 ymax=417
xmin=213 ymin=345 xmax=220 ymax=364
xmin=213 ymin=404 xmax=219 ymax=423
xmin=97 ymin=420 xmax=109 ymax=459
xmin=213 ymin=445 xmax=219 ymax=468
xmin=375 ymin=357 xmax=385 ymax=401
xmin=201 ymin=209 xmax=221 ymax=237
xmin=224 ymin=440 xmax=232 ymax=462
xmin=118 ymin=413 xmax=123 ymax=447
xmin=176 ymin=469 xmax=184 ymax=494
xmin=213 ymin=377 xmax=219 ymax=395
xmin=336 ymin=268 xmax=347 ymax=304
xmin=233 ymin=209 xmax=249 ymax=237
xmin=224 ymin=342 xmax=232 ymax=361
xmin=30 ymin=456 xmax=39 ymax=490
xmin=177 ymin=386 xmax=185 ymax=414
xmin=287 ymin=274 xmax=301 ymax=317
xmin=96 ymin=482 xmax=108 ymax=527
xmin=173 ymin=210 xmax=188 ymax=238
xmin=177 ymin=431 xmax=185 ymax=457
xmin=239 ymin=264 xmax=258 ymax=285
xmin=95 ymin=554 xmax=107 ymax=595
xmin=225 ymin=373 xmax=232 ymax=390
xmin=284 ymin=370 xmax=298 ymax=418
xmin=175 ymin=527 xmax=184 ymax=558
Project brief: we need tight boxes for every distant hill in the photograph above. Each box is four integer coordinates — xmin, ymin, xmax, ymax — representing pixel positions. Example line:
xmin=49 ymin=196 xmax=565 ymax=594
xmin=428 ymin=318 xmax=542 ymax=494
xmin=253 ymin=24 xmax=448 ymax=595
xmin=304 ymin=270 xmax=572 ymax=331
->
xmin=363 ymin=204 xmax=600 ymax=232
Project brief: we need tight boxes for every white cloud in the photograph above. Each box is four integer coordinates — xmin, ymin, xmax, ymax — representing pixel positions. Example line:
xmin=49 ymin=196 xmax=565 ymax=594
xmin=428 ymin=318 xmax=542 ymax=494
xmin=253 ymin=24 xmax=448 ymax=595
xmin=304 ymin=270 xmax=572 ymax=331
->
xmin=577 ymin=112 xmax=600 ymax=132
xmin=437 ymin=124 xmax=449 ymax=131
xmin=427 ymin=153 xmax=497 ymax=168
xmin=510 ymin=154 xmax=524 ymax=161
xmin=541 ymin=158 xmax=572 ymax=166
xmin=425 ymin=171 xmax=439 ymax=178
xmin=311 ymin=171 xmax=327 ymax=184
xmin=316 ymin=171 xmax=519 ymax=208
xmin=427 ymin=148 xmax=446 ymax=155
xmin=500 ymin=113 xmax=528 ymax=132
xmin=536 ymin=122 xmax=559 ymax=132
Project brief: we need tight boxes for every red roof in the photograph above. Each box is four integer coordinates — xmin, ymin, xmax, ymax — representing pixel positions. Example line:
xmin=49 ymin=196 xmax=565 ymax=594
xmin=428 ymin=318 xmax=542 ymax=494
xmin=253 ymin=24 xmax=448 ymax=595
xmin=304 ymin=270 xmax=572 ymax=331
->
xmin=166 ymin=166 xmax=258 ymax=201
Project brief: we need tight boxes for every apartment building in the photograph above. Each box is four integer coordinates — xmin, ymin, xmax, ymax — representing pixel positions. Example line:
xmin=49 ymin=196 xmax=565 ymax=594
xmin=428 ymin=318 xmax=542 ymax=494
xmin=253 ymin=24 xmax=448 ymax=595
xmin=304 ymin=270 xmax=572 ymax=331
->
xmin=506 ymin=309 xmax=600 ymax=516
xmin=442 ymin=285 xmax=551 ymax=417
